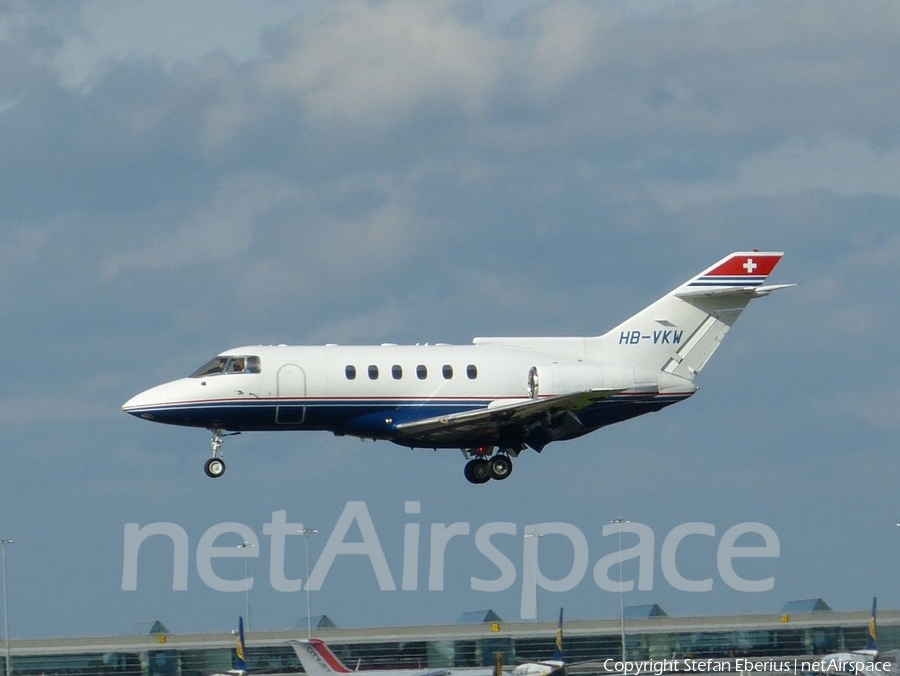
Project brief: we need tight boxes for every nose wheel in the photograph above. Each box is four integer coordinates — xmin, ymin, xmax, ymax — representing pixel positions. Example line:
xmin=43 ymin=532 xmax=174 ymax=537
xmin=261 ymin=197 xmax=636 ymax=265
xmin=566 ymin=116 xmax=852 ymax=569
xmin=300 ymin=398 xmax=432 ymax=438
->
xmin=204 ymin=457 xmax=226 ymax=478
xmin=205 ymin=428 xmax=238 ymax=478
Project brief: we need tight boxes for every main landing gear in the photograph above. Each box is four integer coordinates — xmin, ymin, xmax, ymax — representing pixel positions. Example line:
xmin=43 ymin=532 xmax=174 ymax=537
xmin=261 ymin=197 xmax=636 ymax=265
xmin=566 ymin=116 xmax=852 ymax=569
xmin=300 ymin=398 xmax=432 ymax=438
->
xmin=204 ymin=428 xmax=239 ymax=478
xmin=463 ymin=448 xmax=515 ymax=484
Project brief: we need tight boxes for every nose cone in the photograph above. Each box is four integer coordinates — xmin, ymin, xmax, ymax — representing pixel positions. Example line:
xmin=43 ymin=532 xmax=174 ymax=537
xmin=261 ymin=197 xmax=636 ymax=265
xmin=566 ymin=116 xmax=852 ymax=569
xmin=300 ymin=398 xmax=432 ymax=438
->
xmin=122 ymin=383 xmax=171 ymax=420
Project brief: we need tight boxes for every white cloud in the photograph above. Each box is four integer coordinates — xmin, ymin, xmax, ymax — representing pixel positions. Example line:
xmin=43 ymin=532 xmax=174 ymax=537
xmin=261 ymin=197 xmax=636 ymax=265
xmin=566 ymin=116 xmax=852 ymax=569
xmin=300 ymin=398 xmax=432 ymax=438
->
xmin=100 ymin=172 xmax=298 ymax=279
xmin=48 ymin=0 xmax=313 ymax=90
xmin=258 ymin=0 xmax=506 ymax=128
xmin=0 ymin=226 xmax=48 ymax=272
xmin=843 ymin=388 xmax=900 ymax=431
xmin=516 ymin=0 xmax=610 ymax=98
xmin=649 ymin=136 xmax=900 ymax=210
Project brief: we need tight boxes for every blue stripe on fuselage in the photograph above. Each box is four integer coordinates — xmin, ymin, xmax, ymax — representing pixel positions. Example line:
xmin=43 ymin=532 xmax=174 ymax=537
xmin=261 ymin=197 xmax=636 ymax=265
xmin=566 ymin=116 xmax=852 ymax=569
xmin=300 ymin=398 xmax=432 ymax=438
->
xmin=123 ymin=392 xmax=692 ymax=442
xmin=124 ymin=397 xmax=488 ymax=434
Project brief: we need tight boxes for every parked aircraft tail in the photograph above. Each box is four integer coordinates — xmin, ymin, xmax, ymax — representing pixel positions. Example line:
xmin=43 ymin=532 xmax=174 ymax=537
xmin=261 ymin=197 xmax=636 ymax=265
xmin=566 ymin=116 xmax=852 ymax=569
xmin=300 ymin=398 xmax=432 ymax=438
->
xmin=552 ymin=608 xmax=565 ymax=663
xmin=209 ymin=617 xmax=248 ymax=676
xmin=813 ymin=597 xmax=881 ymax=674
xmin=511 ymin=608 xmax=566 ymax=676
xmin=591 ymin=251 xmax=794 ymax=380
xmin=867 ymin=597 xmax=878 ymax=652
xmin=289 ymin=639 xmax=352 ymax=676
xmin=235 ymin=616 xmax=248 ymax=672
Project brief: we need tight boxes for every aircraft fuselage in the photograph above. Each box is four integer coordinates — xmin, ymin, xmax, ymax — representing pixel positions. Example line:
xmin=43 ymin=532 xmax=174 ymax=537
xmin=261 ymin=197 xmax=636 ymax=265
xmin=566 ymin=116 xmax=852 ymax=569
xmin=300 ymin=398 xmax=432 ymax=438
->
xmin=123 ymin=343 xmax=693 ymax=447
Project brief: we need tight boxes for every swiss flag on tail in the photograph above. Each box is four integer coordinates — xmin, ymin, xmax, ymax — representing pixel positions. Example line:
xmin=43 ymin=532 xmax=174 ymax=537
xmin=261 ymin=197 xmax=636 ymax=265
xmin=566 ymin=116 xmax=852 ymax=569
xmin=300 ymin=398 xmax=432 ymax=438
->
xmin=685 ymin=251 xmax=784 ymax=289
xmin=706 ymin=253 xmax=782 ymax=277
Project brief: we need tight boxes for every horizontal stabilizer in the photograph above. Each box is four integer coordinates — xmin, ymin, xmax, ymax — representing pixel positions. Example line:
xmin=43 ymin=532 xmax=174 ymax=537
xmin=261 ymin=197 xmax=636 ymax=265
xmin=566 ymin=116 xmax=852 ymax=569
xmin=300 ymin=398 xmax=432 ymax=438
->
xmin=675 ymin=283 xmax=797 ymax=299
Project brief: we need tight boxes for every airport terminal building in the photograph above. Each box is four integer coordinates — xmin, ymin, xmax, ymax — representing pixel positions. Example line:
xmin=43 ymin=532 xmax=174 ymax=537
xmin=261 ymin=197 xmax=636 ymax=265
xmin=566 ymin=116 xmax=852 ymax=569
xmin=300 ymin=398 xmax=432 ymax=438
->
xmin=5 ymin=603 xmax=897 ymax=676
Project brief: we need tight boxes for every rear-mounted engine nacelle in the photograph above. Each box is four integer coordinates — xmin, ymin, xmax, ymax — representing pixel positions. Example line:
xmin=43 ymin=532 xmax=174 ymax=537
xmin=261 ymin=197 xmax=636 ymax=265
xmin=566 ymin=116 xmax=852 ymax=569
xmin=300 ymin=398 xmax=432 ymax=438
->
xmin=536 ymin=361 xmax=633 ymax=394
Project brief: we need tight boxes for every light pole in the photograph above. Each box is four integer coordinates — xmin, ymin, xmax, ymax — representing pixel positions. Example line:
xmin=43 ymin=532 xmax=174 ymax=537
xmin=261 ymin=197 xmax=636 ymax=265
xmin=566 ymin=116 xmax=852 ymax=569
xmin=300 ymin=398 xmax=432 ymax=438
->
xmin=524 ymin=532 xmax=545 ymax=621
xmin=298 ymin=528 xmax=318 ymax=638
xmin=610 ymin=518 xmax=629 ymax=664
xmin=1 ymin=538 xmax=12 ymax=676
xmin=237 ymin=542 xmax=257 ymax=631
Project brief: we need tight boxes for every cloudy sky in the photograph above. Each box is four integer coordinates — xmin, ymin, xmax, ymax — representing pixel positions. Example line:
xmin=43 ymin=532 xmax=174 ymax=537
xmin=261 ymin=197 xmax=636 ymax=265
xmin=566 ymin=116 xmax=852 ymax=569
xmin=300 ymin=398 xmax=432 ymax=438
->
xmin=2 ymin=0 xmax=899 ymax=639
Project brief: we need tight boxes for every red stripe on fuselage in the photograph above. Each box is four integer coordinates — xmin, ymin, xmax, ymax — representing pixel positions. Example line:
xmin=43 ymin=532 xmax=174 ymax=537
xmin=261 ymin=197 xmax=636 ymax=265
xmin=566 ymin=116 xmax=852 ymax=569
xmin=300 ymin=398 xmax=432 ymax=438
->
xmin=126 ymin=391 xmax=687 ymax=410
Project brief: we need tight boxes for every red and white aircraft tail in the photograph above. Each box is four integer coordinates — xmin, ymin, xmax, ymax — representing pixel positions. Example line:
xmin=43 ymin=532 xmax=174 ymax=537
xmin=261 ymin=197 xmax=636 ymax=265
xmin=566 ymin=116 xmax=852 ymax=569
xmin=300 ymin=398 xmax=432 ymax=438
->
xmin=288 ymin=638 xmax=493 ymax=676
xmin=592 ymin=251 xmax=794 ymax=380
xmin=289 ymin=639 xmax=353 ymax=676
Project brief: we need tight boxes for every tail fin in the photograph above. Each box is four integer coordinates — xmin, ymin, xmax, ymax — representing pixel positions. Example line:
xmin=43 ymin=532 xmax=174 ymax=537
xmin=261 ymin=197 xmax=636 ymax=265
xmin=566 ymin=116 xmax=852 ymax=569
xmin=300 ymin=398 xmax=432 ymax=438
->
xmin=552 ymin=608 xmax=565 ymax=663
xmin=289 ymin=638 xmax=352 ymax=676
xmin=866 ymin=597 xmax=878 ymax=652
xmin=591 ymin=251 xmax=793 ymax=380
xmin=235 ymin=616 xmax=248 ymax=672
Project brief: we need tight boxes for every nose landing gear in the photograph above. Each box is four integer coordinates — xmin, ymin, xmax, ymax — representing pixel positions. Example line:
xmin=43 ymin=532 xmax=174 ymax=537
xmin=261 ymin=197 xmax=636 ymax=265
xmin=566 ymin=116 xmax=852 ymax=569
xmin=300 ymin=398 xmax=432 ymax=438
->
xmin=204 ymin=456 xmax=226 ymax=478
xmin=204 ymin=428 xmax=239 ymax=478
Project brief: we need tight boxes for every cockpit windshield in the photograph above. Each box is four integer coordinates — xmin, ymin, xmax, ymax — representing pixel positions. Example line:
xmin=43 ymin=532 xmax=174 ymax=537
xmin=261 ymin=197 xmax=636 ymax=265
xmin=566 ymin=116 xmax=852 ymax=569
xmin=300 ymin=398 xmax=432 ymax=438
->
xmin=190 ymin=355 xmax=261 ymax=378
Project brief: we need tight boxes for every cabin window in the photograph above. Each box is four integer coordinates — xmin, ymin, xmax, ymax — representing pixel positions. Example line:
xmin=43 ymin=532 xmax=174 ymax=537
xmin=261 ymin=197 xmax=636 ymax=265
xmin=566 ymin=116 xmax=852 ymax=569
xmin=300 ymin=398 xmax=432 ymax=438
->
xmin=467 ymin=364 xmax=478 ymax=379
xmin=345 ymin=365 xmax=357 ymax=380
xmin=416 ymin=364 xmax=427 ymax=380
xmin=368 ymin=365 xmax=379 ymax=380
xmin=392 ymin=364 xmax=403 ymax=380
xmin=442 ymin=364 xmax=453 ymax=379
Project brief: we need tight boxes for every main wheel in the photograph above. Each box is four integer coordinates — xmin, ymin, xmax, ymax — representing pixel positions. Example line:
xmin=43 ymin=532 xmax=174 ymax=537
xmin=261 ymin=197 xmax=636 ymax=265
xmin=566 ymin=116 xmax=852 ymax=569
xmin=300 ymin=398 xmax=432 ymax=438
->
xmin=489 ymin=454 xmax=513 ymax=480
xmin=204 ymin=457 xmax=226 ymax=478
xmin=464 ymin=458 xmax=491 ymax=484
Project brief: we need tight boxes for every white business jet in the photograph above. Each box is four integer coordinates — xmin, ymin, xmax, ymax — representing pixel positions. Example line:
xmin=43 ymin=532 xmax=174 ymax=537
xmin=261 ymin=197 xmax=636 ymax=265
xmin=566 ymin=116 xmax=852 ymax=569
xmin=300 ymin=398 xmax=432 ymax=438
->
xmin=123 ymin=251 xmax=793 ymax=483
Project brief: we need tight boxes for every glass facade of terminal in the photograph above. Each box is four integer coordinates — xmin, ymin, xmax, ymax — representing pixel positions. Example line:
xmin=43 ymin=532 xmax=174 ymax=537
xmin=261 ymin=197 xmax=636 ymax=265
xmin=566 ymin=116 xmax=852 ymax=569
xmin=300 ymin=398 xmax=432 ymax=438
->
xmin=4 ymin=621 xmax=897 ymax=676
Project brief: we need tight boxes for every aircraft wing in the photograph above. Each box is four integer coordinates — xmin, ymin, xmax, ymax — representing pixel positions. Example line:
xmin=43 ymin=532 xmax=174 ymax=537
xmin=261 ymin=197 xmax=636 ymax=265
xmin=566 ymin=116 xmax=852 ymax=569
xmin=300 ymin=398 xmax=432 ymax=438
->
xmin=394 ymin=389 xmax=622 ymax=449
